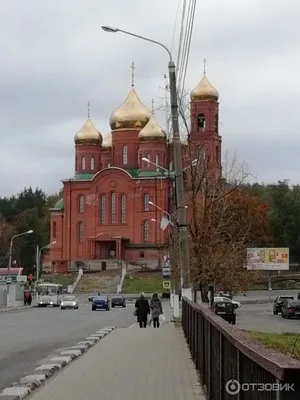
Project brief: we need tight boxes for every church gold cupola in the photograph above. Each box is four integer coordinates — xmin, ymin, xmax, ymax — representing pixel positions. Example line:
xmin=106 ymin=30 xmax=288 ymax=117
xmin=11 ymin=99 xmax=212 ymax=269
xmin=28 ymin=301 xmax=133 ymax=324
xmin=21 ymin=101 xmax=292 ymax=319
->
xmin=74 ymin=102 xmax=103 ymax=174
xmin=109 ymin=62 xmax=151 ymax=169
xmin=190 ymin=59 xmax=222 ymax=179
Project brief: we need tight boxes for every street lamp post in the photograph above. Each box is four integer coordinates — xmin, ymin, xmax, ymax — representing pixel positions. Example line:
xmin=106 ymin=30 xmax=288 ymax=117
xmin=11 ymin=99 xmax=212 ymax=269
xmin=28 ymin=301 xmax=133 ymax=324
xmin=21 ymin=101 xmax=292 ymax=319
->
xmin=36 ymin=241 xmax=56 ymax=283
xmin=8 ymin=230 xmax=34 ymax=278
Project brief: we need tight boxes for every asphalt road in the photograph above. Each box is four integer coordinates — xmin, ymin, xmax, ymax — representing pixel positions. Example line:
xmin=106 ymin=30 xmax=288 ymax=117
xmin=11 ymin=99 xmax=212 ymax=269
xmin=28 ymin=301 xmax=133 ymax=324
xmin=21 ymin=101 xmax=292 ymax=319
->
xmin=234 ymin=290 xmax=300 ymax=302
xmin=236 ymin=303 xmax=300 ymax=333
xmin=0 ymin=300 xmax=135 ymax=391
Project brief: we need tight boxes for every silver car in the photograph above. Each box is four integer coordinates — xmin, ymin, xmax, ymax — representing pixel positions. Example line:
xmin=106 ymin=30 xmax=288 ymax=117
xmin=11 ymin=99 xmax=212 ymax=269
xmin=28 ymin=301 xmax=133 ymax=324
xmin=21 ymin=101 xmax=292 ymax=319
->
xmin=60 ymin=295 xmax=79 ymax=310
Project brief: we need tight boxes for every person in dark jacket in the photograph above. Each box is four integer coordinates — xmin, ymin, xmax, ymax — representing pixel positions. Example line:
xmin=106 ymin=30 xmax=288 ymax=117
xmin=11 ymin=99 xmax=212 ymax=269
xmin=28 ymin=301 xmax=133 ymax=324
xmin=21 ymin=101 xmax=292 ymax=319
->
xmin=135 ymin=292 xmax=150 ymax=328
xmin=150 ymin=292 xmax=163 ymax=328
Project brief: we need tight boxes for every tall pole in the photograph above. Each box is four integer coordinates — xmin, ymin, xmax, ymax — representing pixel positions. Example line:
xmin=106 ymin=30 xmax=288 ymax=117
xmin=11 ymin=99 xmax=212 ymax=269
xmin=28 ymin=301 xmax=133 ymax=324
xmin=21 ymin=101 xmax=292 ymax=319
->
xmin=8 ymin=238 xmax=14 ymax=278
xmin=168 ymin=61 xmax=191 ymax=291
xmin=101 ymin=26 xmax=191 ymax=298
xmin=36 ymin=245 xmax=39 ymax=283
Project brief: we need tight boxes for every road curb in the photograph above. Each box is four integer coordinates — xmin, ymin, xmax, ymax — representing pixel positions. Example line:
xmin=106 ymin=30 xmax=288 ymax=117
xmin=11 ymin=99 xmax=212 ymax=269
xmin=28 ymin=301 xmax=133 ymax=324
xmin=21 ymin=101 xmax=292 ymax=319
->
xmin=239 ymin=299 xmax=273 ymax=305
xmin=0 ymin=306 xmax=34 ymax=314
xmin=0 ymin=326 xmax=116 ymax=400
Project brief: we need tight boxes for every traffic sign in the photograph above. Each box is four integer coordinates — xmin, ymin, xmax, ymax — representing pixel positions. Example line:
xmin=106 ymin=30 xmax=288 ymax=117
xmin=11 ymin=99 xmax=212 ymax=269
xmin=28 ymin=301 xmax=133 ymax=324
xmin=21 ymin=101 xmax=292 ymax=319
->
xmin=163 ymin=280 xmax=170 ymax=289
xmin=0 ymin=276 xmax=17 ymax=283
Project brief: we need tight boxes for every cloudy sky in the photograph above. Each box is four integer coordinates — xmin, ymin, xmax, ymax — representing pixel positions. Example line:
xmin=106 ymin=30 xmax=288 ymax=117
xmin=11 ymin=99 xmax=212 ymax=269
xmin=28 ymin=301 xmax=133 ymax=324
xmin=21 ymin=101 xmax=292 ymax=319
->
xmin=0 ymin=0 xmax=299 ymax=196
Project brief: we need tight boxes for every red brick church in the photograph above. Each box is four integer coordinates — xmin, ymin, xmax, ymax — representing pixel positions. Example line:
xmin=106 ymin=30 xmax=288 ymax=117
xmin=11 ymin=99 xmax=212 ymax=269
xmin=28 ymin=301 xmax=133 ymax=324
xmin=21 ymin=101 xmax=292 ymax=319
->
xmin=49 ymin=68 xmax=222 ymax=273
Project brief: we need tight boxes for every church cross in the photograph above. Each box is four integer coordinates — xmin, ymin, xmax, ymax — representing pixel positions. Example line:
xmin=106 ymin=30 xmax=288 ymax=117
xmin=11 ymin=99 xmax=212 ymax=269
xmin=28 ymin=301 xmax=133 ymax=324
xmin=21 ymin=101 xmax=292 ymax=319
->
xmin=203 ymin=58 xmax=206 ymax=75
xmin=131 ymin=62 xmax=135 ymax=88
xmin=87 ymin=101 xmax=91 ymax=119
xmin=151 ymin=98 xmax=155 ymax=114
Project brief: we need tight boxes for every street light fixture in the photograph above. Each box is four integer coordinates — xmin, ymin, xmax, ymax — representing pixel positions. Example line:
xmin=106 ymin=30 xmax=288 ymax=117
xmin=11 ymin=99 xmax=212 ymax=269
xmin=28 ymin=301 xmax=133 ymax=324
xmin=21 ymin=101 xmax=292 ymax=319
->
xmin=8 ymin=230 xmax=34 ymax=277
xmin=36 ymin=241 xmax=56 ymax=283
xmin=142 ymin=157 xmax=171 ymax=174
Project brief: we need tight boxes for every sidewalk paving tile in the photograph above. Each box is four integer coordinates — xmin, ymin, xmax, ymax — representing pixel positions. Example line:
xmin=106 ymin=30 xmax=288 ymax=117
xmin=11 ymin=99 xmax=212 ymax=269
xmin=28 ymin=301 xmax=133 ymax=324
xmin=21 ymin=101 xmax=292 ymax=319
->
xmin=29 ymin=323 xmax=205 ymax=400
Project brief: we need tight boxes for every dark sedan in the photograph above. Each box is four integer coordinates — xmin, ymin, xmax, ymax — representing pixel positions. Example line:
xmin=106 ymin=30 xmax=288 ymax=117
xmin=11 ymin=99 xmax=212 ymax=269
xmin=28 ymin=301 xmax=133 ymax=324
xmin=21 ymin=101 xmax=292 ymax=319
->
xmin=111 ymin=296 xmax=126 ymax=308
xmin=273 ymin=295 xmax=294 ymax=314
xmin=281 ymin=300 xmax=300 ymax=319
xmin=213 ymin=301 xmax=236 ymax=325
xmin=88 ymin=292 xmax=99 ymax=302
xmin=92 ymin=295 xmax=110 ymax=311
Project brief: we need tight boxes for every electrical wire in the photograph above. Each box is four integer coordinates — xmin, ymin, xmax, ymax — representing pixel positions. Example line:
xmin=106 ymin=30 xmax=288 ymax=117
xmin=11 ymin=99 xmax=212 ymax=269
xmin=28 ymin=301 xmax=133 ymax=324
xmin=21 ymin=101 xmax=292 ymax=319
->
xmin=180 ymin=0 xmax=197 ymax=93
xmin=171 ymin=0 xmax=182 ymax=56
xmin=176 ymin=0 xmax=187 ymax=72
xmin=176 ymin=0 xmax=197 ymax=94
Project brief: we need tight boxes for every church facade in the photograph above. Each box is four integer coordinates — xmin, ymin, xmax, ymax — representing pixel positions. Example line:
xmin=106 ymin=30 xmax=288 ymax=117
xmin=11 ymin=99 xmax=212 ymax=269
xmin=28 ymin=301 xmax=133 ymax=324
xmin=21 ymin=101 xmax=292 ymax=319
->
xmin=49 ymin=69 xmax=222 ymax=273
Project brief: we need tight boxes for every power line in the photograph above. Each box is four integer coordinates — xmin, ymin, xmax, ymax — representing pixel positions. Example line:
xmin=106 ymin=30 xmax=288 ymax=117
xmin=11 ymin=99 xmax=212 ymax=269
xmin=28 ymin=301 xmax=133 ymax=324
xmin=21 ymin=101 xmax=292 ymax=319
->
xmin=171 ymin=0 xmax=182 ymax=56
xmin=180 ymin=0 xmax=197 ymax=93
xmin=177 ymin=0 xmax=197 ymax=94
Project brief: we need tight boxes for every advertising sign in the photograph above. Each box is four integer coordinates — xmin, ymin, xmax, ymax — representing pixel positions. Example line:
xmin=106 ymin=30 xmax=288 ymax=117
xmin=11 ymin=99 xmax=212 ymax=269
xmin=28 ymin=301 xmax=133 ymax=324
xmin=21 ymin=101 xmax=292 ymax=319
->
xmin=247 ymin=248 xmax=289 ymax=270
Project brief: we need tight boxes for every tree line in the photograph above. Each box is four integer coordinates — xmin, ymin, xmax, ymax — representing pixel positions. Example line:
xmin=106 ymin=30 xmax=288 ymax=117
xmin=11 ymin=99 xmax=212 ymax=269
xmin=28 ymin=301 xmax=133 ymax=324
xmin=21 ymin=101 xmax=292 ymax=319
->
xmin=0 ymin=187 xmax=62 ymax=273
xmin=0 ymin=179 xmax=299 ymax=278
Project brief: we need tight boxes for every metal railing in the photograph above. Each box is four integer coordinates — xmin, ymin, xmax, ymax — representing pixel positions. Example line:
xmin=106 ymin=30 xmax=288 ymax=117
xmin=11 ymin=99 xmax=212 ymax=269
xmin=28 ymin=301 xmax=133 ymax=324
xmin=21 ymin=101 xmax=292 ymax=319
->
xmin=182 ymin=298 xmax=300 ymax=400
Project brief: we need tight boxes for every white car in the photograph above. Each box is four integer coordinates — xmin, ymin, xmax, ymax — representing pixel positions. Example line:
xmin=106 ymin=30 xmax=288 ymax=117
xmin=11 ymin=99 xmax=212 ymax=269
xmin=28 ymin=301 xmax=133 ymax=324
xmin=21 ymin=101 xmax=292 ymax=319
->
xmin=214 ymin=296 xmax=241 ymax=308
xmin=60 ymin=295 xmax=79 ymax=310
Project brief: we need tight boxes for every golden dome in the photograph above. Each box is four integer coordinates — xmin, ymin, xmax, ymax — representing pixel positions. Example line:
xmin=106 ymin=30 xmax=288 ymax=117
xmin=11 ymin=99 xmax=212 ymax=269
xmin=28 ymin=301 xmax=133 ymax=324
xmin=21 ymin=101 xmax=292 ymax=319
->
xmin=102 ymin=132 xmax=112 ymax=148
xmin=191 ymin=75 xmax=219 ymax=101
xmin=139 ymin=114 xmax=166 ymax=141
xmin=109 ymin=88 xmax=151 ymax=131
xmin=74 ymin=119 xmax=102 ymax=145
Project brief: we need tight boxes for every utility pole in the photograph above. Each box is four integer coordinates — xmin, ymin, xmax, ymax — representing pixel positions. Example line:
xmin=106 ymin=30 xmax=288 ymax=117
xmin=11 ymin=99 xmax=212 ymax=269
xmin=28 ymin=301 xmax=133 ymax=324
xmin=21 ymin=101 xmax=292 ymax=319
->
xmin=101 ymin=25 xmax=192 ymax=299
xmin=168 ymin=61 xmax=191 ymax=296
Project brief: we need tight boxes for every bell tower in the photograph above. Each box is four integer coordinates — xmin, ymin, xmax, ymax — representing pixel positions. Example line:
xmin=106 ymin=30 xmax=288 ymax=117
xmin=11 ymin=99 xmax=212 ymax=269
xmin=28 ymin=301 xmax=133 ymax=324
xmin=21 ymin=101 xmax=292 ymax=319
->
xmin=190 ymin=60 xmax=222 ymax=178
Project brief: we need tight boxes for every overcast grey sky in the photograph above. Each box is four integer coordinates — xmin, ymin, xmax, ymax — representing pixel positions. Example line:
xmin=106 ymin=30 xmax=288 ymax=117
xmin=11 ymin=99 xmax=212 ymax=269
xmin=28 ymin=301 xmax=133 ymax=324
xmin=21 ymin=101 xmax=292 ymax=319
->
xmin=0 ymin=0 xmax=299 ymax=196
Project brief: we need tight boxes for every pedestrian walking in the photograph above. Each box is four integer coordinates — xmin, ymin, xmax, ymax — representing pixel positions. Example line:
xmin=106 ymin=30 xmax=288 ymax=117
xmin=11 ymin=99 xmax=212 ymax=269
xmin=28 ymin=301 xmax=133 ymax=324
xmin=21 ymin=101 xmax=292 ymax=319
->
xmin=150 ymin=292 xmax=163 ymax=328
xmin=134 ymin=292 xmax=150 ymax=328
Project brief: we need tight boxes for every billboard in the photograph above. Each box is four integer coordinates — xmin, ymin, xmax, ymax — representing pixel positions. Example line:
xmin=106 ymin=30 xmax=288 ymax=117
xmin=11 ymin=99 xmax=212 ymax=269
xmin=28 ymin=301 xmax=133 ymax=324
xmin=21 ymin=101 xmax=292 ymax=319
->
xmin=247 ymin=248 xmax=289 ymax=270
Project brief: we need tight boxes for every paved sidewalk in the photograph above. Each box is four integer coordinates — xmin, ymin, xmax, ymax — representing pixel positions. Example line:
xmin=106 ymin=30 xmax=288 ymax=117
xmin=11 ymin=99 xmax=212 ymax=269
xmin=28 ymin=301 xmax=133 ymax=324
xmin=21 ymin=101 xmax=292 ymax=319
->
xmin=29 ymin=323 xmax=205 ymax=399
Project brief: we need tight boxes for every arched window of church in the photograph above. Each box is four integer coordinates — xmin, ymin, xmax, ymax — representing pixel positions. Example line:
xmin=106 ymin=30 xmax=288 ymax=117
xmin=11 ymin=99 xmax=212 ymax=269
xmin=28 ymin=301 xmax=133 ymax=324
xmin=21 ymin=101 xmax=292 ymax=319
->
xmin=143 ymin=193 xmax=150 ymax=211
xmin=216 ymin=146 xmax=219 ymax=163
xmin=122 ymin=145 xmax=128 ymax=165
xmin=100 ymin=195 xmax=106 ymax=224
xmin=78 ymin=221 xmax=84 ymax=242
xmin=79 ymin=195 xmax=84 ymax=213
xmin=197 ymin=113 xmax=206 ymax=131
xmin=75 ymin=155 xmax=78 ymax=172
xmin=81 ymin=155 xmax=86 ymax=170
xmin=111 ymin=192 xmax=116 ymax=224
xmin=155 ymin=154 xmax=160 ymax=171
xmin=142 ymin=220 xmax=149 ymax=242
xmin=145 ymin=154 xmax=150 ymax=168
xmin=215 ymin=112 xmax=219 ymax=134
xmin=120 ymin=194 xmax=126 ymax=224
xmin=90 ymin=156 xmax=95 ymax=171
xmin=52 ymin=221 xmax=57 ymax=239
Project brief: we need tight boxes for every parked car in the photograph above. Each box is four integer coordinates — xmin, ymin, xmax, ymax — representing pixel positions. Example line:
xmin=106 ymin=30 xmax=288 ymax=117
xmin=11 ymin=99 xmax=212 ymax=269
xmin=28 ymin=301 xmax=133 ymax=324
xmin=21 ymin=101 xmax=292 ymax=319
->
xmin=273 ymin=295 xmax=294 ymax=314
xmin=214 ymin=296 xmax=241 ymax=309
xmin=88 ymin=292 xmax=100 ymax=302
xmin=92 ymin=295 xmax=110 ymax=311
xmin=111 ymin=295 xmax=126 ymax=308
xmin=213 ymin=301 xmax=236 ymax=324
xmin=61 ymin=295 xmax=79 ymax=310
xmin=281 ymin=299 xmax=300 ymax=319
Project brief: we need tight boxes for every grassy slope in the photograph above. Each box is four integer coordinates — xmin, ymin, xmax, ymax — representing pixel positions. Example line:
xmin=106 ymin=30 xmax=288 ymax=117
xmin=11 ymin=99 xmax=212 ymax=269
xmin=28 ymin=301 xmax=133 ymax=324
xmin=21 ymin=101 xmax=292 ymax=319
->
xmin=247 ymin=331 xmax=300 ymax=360
xmin=122 ymin=273 xmax=165 ymax=294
